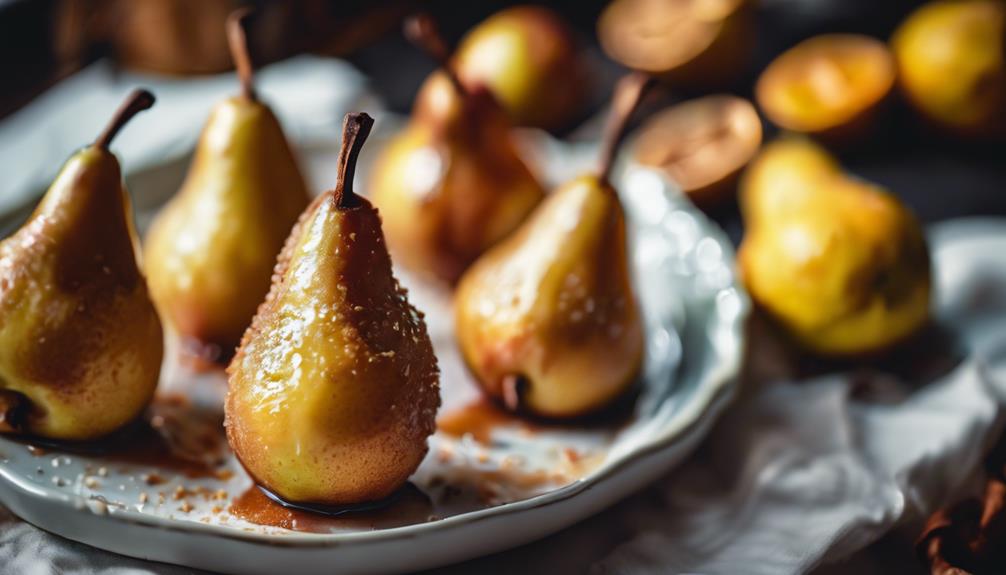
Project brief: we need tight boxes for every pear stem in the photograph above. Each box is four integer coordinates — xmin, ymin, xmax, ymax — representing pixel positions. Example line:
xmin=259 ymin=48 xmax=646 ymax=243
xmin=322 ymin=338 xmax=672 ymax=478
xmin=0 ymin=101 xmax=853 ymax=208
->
xmin=403 ymin=13 xmax=467 ymax=97
xmin=227 ymin=7 xmax=257 ymax=101
xmin=332 ymin=112 xmax=375 ymax=209
xmin=94 ymin=89 xmax=156 ymax=150
xmin=597 ymin=72 xmax=653 ymax=184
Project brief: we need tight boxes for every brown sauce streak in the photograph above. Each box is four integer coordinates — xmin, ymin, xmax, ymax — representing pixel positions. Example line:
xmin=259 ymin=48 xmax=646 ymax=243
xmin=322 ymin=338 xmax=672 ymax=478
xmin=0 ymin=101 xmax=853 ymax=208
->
xmin=436 ymin=398 xmax=537 ymax=443
xmin=17 ymin=394 xmax=227 ymax=478
xmin=229 ymin=485 xmax=434 ymax=533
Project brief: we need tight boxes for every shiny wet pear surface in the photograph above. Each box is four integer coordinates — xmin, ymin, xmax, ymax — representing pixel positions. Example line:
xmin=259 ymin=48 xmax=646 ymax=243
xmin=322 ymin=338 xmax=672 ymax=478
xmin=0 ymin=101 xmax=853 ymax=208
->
xmin=145 ymin=96 xmax=311 ymax=355
xmin=0 ymin=147 xmax=163 ymax=439
xmin=371 ymin=71 xmax=544 ymax=285
xmin=455 ymin=174 xmax=644 ymax=418
xmin=226 ymin=195 xmax=440 ymax=505
xmin=739 ymin=139 xmax=931 ymax=356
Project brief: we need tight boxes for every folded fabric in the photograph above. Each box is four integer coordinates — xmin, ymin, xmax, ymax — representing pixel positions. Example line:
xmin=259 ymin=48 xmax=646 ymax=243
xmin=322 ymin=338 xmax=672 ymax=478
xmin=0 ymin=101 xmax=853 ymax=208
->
xmin=592 ymin=218 xmax=1006 ymax=575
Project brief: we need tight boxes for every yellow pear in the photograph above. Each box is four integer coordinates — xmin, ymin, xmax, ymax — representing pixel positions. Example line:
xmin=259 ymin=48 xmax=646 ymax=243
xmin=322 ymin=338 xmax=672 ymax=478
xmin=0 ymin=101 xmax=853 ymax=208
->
xmin=739 ymin=137 xmax=842 ymax=223
xmin=738 ymin=138 xmax=931 ymax=356
xmin=226 ymin=113 xmax=440 ymax=506
xmin=453 ymin=5 xmax=588 ymax=131
xmin=371 ymin=14 xmax=544 ymax=285
xmin=756 ymin=34 xmax=896 ymax=141
xmin=454 ymin=74 xmax=651 ymax=418
xmin=892 ymin=0 xmax=1006 ymax=137
xmin=0 ymin=90 xmax=163 ymax=440
xmin=144 ymin=9 xmax=311 ymax=364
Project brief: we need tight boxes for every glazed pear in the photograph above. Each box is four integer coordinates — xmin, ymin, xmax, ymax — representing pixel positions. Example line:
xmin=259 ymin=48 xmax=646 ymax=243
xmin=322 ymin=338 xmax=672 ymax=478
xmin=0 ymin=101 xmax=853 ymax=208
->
xmin=226 ymin=113 xmax=440 ymax=505
xmin=453 ymin=5 xmax=588 ymax=131
xmin=454 ymin=74 xmax=650 ymax=418
xmin=0 ymin=90 xmax=163 ymax=440
xmin=144 ymin=9 xmax=311 ymax=363
xmin=738 ymin=139 xmax=931 ymax=356
xmin=371 ymin=14 xmax=544 ymax=285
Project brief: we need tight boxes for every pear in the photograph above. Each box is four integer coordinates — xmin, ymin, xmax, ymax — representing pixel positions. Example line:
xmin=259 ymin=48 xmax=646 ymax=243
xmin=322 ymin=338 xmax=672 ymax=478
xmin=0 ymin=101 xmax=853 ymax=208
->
xmin=597 ymin=0 xmax=754 ymax=88
xmin=144 ymin=9 xmax=311 ymax=365
xmin=738 ymin=138 xmax=931 ymax=356
xmin=633 ymin=94 xmax=762 ymax=207
xmin=892 ymin=0 xmax=1006 ymax=137
xmin=756 ymin=34 xmax=896 ymax=141
xmin=370 ymin=14 xmax=545 ymax=285
xmin=0 ymin=90 xmax=163 ymax=440
xmin=226 ymin=113 xmax=440 ymax=506
xmin=454 ymin=74 xmax=651 ymax=419
xmin=739 ymin=137 xmax=841 ymax=224
xmin=453 ymin=5 xmax=588 ymax=131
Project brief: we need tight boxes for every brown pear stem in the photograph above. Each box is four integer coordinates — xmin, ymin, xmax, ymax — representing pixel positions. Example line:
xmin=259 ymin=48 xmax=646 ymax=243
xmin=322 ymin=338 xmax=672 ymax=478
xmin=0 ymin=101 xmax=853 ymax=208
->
xmin=332 ymin=112 xmax=375 ymax=209
xmin=227 ymin=7 xmax=257 ymax=101
xmin=403 ymin=13 xmax=467 ymax=96
xmin=94 ymin=89 xmax=156 ymax=150
xmin=598 ymin=72 xmax=654 ymax=183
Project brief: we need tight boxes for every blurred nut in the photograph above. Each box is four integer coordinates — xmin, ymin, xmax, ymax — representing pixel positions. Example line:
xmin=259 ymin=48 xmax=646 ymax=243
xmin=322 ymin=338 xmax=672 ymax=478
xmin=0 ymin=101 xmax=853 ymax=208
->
xmin=756 ymin=34 xmax=895 ymax=140
xmin=634 ymin=95 xmax=762 ymax=207
xmin=892 ymin=0 xmax=1006 ymax=137
xmin=597 ymin=0 xmax=754 ymax=88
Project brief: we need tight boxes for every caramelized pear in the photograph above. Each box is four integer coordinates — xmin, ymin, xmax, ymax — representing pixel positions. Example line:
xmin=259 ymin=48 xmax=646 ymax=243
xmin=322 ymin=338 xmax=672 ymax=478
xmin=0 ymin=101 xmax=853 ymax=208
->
xmin=454 ymin=74 xmax=651 ymax=418
xmin=226 ymin=113 xmax=440 ymax=505
xmin=453 ymin=5 xmax=587 ymax=131
xmin=144 ymin=9 xmax=311 ymax=364
xmin=598 ymin=0 xmax=754 ymax=88
xmin=756 ymin=34 xmax=895 ymax=139
xmin=0 ymin=90 xmax=163 ymax=440
xmin=371 ymin=14 xmax=544 ymax=285
xmin=633 ymin=95 xmax=762 ymax=207
xmin=892 ymin=0 xmax=1006 ymax=137
xmin=738 ymin=138 xmax=931 ymax=356
xmin=739 ymin=137 xmax=841 ymax=224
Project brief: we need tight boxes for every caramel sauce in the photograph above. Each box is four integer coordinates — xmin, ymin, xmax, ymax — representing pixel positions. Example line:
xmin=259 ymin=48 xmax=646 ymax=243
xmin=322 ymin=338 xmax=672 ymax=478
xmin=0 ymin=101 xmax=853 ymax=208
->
xmin=229 ymin=484 xmax=435 ymax=532
xmin=15 ymin=394 xmax=227 ymax=478
xmin=436 ymin=398 xmax=536 ymax=444
xmin=437 ymin=395 xmax=637 ymax=444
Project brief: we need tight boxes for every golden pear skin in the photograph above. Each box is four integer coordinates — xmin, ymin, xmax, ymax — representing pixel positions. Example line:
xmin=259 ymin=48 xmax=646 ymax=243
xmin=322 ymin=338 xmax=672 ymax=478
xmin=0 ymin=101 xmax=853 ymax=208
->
xmin=739 ymin=137 xmax=841 ymax=224
xmin=454 ymin=5 xmax=588 ymax=131
xmin=738 ymin=139 xmax=931 ymax=356
xmin=0 ymin=90 xmax=163 ymax=440
xmin=893 ymin=0 xmax=1006 ymax=136
xmin=455 ymin=74 xmax=651 ymax=418
xmin=226 ymin=113 xmax=440 ymax=505
xmin=144 ymin=10 xmax=311 ymax=362
xmin=371 ymin=15 xmax=544 ymax=285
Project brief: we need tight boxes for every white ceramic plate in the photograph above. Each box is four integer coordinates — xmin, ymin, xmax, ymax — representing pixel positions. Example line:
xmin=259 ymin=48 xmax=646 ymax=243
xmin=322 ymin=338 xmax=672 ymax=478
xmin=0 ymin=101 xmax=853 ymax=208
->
xmin=0 ymin=129 xmax=748 ymax=575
